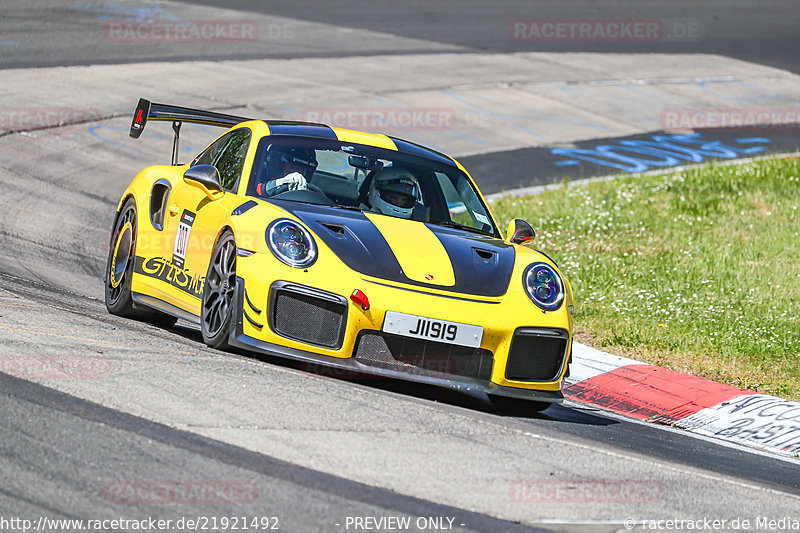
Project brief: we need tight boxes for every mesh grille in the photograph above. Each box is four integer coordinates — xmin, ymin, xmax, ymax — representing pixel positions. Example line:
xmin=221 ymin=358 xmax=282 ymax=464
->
xmin=273 ymin=290 xmax=345 ymax=348
xmin=505 ymin=332 xmax=567 ymax=381
xmin=354 ymin=330 xmax=493 ymax=380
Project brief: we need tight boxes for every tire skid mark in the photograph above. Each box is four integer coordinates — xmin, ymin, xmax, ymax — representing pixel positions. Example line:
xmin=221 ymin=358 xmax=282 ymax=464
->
xmin=0 ymin=323 xmax=202 ymax=357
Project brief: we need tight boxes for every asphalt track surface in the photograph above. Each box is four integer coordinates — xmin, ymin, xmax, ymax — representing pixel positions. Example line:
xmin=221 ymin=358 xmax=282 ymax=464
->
xmin=3 ymin=1 xmax=799 ymax=73
xmin=1 ymin=367 xmax=548 ymax=533
xmin=1 ymin=1 xmax=800 ymax=532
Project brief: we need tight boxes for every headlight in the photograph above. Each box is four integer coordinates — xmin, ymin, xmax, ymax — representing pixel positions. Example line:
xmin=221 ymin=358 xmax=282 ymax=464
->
xmin=267 ymin=219 xmax=317 ymax=268
xmin=523 ymin=263 xmax=564 ymax=311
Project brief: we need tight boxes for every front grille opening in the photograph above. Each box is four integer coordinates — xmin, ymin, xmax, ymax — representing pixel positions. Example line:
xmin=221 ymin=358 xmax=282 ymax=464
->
xmin=271 ymin=288 xmax=346 ymax=348
xmin=505 ymin=332 xmax=568 ymax=382
xmin=354 ymin=330 xmax=493 ymax=380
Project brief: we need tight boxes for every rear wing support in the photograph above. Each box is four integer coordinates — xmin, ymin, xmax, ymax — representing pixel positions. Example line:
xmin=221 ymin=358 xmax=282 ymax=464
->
xmin=171 ymin=121 xmax=182 ymax=167
xmin=129 ymin=98 xmax=253 ymax=165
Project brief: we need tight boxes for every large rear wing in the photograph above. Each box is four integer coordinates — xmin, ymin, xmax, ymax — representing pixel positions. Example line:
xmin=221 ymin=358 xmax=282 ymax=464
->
xmin=129 ymin=98 xmax=253 ymax=165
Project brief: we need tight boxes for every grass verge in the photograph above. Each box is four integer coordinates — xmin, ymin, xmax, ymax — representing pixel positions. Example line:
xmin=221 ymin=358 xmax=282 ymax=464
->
xmin=492 ymin=155 xmax=800 ymax=400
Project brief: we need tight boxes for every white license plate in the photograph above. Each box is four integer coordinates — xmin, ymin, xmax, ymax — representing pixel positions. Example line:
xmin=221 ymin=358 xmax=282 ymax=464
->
xmin=382 ymin=311 xmax=483 ymax=348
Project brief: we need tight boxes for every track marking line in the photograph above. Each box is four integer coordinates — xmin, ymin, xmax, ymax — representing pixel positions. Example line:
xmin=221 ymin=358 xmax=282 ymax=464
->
xmin=203 ymin=367 xmax=800 ymax=498
xmin=563 ymin=400 xmax=800 ymax=467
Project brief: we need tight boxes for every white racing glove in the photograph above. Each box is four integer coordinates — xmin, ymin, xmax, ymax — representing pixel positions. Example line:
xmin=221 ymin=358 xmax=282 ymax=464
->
xmin=279 ymin=172 xmax=307 ymax=191
xmin=262 ymin=172 xmax=307 ymax=196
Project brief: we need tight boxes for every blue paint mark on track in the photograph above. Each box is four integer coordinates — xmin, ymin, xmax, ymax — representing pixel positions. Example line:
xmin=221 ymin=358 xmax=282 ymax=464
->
xmin=550 ymin=132 xmax=773 ymax=173
xmin=735 ymin=137 xmax=772 ymax=144
xmin=442 ymin=90 xmax=547 ymax=141
xmin=89 ymin=124 xmax=199 ymax=155
xmin=699 ymin=80 xmax=800 ymax=104
xmin=73 ymin=3 xmax=182 ymax=22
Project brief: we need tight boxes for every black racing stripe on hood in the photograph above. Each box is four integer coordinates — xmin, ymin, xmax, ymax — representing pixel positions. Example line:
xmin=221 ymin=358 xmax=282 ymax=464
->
xmin=269 ymin=200 xmax=406 ymax=281
xmin=268 ymin=200 xmax=514 ymax=297
xmin=425 ymin=224 xmax=515 ymax=297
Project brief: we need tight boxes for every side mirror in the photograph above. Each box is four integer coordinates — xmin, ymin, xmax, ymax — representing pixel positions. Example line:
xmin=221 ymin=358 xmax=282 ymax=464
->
xmin=507 ymin=218 xmax=535 ymax=245
xmin=183 ymin=165 xmax=223 ymax=200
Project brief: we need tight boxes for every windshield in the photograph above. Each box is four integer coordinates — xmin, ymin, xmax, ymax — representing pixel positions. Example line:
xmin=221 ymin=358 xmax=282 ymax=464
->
xmin=245 ymin=137 xmax=499 ymax=237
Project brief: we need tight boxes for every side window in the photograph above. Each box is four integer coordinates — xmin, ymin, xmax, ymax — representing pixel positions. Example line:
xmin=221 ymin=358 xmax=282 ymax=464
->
xmin=193 ymin=129 xmax=251 ymax=192
xmin=436 ymin=172 xmax=462 ymax=208
xmin=435 ymin=172 xmax=492 ymax=232
xmin=193 ymin=136 xmax=222 ymax=166
xmin=214 ymin=129 xmax=251 ymax=191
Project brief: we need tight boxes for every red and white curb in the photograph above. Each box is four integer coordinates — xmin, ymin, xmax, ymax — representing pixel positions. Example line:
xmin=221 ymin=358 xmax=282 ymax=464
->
xmin=563 ymin=343 xmax=800 ymax=458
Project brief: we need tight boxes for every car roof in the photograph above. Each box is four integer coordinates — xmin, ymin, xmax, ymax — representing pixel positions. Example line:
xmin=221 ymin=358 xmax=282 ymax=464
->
xmin=261 ymin=120 xmax=458 ymax=169
xmin=130 ymin=99 xmax=461 ymax=170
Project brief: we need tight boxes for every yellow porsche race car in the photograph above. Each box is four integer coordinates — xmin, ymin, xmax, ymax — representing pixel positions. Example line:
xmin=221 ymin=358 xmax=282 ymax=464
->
xmin=105 ymin=99 xmax=574 ymax=409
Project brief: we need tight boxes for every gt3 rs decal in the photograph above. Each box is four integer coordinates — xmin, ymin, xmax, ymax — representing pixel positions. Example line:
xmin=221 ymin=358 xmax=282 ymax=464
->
xmin=172 ymin=209 xmax=195 ymax=269
xmin=134 ymin=256 xmax=205 ymax=298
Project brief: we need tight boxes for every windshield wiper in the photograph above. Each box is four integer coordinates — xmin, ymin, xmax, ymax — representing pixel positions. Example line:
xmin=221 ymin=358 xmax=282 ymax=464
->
xmin=433 ymin=221 xmax=494 ymax=237
xmin=328 ymin=204 xmax=365 ymax=211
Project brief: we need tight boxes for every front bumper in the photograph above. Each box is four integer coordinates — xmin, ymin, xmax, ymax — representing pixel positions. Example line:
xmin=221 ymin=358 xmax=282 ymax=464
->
xmin=229 ymin=269 xmax=570 ymax=403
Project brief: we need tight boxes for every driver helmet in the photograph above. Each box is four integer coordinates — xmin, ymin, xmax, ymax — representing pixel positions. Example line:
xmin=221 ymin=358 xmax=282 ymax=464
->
xmin=265 ymin=145 xmax=318 ymax=181
xmin=368 ymin=167 xmax=420 ymax=218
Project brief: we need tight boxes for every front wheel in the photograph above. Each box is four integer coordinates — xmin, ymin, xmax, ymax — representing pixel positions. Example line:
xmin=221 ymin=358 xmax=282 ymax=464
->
xmin=201 ymin=231 xmax=237 ymax=349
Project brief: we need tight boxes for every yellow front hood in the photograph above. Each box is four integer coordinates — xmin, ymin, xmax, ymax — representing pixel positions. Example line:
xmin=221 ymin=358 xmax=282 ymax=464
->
xmin=365 ymin=213 xmax=455 ymax=286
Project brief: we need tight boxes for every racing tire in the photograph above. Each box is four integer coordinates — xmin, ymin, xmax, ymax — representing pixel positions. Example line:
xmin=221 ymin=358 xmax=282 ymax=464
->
xmin=105 ymin=198 xmax=178 ymax=328
xmin=201 ymin=230 xmax=236 ymax=349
